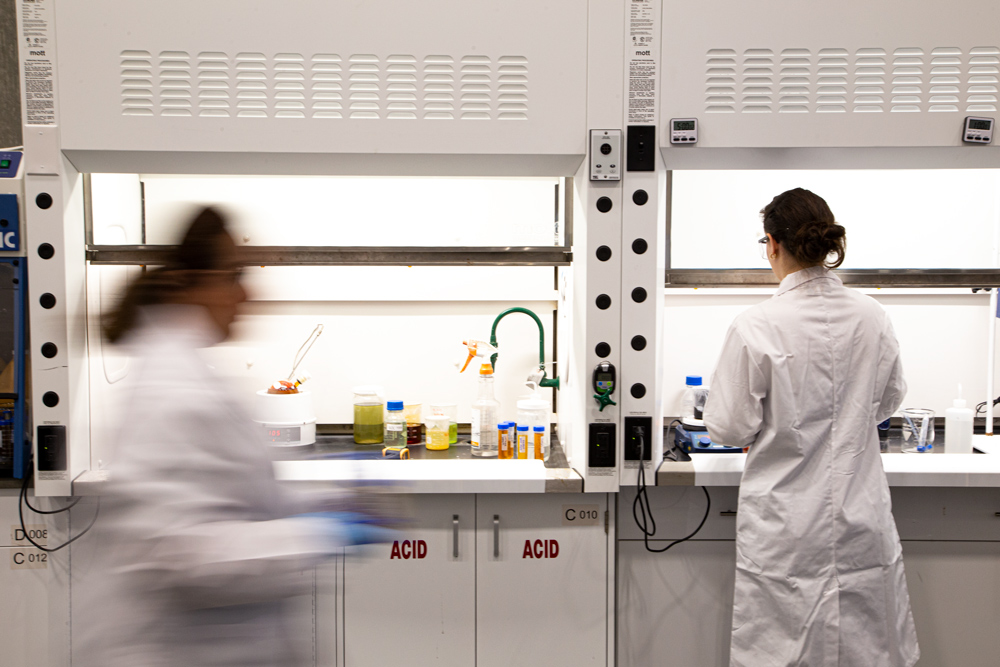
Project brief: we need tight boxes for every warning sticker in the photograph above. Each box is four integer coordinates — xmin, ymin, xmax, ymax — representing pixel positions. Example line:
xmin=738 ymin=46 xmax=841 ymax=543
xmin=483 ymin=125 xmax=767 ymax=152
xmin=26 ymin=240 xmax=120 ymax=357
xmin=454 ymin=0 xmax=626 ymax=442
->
xmin=20 ymin=0 xmax=56 ymax=126
xmin=628 ymin=0 xmax=658 ymax=125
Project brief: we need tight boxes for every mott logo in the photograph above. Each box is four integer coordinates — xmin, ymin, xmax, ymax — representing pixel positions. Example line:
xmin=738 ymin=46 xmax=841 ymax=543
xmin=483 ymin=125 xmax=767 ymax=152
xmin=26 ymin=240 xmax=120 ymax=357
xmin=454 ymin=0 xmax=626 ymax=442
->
xmin=390 ymin=539 xmax=427 ymax=559
xmin=522 ymin=539 xmax=559 ymax=559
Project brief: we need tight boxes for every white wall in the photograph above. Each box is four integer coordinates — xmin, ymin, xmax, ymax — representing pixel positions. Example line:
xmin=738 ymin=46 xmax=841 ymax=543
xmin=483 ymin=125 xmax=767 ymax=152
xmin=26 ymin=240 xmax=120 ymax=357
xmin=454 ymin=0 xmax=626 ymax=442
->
xmin=671 ymin=169 xmax=1000 ymax=269
xmin=662 ymin=287 xmax=998 ymax=418
xmin=141 ymin=175 xmax=565 ymax=247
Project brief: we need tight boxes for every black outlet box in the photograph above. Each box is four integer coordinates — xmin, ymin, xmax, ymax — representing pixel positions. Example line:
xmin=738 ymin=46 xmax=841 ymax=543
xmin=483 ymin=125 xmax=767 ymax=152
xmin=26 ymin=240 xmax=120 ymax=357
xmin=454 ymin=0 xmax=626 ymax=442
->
xmin=37 ymin=425 xmax=67 ymax=471
xmin=588 ymin=423 xmax=616 ymax=467
xmin=626 ymin=126 xmax=655 ymax=172
xmin=624 ymin=416 xmax=653 ymax=460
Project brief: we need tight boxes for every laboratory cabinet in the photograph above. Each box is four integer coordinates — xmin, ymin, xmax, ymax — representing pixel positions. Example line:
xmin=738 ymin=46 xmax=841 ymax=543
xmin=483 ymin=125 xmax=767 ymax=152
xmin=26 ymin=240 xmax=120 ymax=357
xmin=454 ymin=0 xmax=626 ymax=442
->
xmin=476 ymin=493 xmax=609 ymax=667
xmin=335 ymin=493 xmax=609 ymax=667
xmin=340 ymin=494 xmax=477 ymax=667
xmin=616 ymin=485 xmax=1000 ymax=667
xmin=0 ymin=491 xmax=70 ymax=667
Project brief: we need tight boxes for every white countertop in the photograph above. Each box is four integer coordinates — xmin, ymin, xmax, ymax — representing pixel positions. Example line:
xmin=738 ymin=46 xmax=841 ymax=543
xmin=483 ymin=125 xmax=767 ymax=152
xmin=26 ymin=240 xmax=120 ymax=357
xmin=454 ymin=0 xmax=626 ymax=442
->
xmin=657 ymin=440 xmax=1000 ymax=488
xmin=273 ymin=459 xmax=553 ymax=494
xmin=73 ymin=459 xmax=582 ymax=496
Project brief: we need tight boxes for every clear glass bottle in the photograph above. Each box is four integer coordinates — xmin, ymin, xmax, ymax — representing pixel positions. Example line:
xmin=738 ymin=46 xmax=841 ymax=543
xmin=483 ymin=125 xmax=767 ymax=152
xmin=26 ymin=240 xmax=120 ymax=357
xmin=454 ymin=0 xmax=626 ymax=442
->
xmin=384 ymin=400 xmax=406 ymax=448
xmin=681 ymin=375 xmax=708 ymax=425
xmin=471 ymin=364 xmax=499 ymax=457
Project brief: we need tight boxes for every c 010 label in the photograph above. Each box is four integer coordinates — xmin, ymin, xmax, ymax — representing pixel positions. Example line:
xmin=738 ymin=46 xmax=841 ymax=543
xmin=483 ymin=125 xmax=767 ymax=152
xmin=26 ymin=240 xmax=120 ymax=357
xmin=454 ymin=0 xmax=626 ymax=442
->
xmin=562 ymin=505 xmax=600 ymax=526
xmin=11 ymin=548 xmax=47 ymax=570
xmin=12 ymin=525 xmax=47 ymax=546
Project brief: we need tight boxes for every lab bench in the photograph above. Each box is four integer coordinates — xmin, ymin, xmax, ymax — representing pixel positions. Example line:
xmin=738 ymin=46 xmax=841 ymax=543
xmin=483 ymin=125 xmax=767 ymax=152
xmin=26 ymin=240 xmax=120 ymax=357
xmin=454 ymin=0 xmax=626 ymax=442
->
xmin=656 ymin=428 xmax=1000 ymax=488
xmin=617 ymin=428 xmax=1000 ymax=667
xmin=274 ymin=433 xmax=583 ymax=494
xmin=63 ymin=435 xmax=609 ymax=667
xmin=70 ymin=433 xmax=583 ymax=496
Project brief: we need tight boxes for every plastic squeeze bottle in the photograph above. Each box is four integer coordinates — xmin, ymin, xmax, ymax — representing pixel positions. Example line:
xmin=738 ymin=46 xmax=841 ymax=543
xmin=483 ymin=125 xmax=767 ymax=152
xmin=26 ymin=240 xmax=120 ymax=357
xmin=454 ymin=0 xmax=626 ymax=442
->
xmin=944 ymin=384 xmax=974 ymax=454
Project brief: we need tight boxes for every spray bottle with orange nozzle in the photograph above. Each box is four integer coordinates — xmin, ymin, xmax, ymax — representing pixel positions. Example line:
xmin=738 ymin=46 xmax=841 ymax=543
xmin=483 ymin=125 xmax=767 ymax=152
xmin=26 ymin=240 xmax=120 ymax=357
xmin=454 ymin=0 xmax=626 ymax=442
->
xmin=461 ymin=339 xmax=500 ymax=457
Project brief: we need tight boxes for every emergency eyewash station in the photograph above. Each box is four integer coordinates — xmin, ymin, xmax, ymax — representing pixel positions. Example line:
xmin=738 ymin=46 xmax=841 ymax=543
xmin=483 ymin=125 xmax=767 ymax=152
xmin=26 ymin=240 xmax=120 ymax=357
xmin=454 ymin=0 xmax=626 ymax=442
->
xmin=1 ymin=0 xmax=999 ymax=666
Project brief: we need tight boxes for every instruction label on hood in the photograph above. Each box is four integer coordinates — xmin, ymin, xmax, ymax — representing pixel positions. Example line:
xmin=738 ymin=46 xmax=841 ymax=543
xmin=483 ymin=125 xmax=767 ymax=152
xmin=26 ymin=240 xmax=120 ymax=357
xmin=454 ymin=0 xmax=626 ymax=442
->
xmin=628 ymin=0 xmax=659 ymax=125
xmin=19 ymin=0 xmax=56 ymax=126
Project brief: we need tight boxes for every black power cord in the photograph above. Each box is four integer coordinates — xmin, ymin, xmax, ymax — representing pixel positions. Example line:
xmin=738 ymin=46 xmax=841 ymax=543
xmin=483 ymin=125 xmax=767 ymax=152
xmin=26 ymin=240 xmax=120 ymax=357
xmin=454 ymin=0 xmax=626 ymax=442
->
xmin=18 ymin=459 xmax=101 ymax=553
xmin=632 ymin=425 xmax=711 ymax=553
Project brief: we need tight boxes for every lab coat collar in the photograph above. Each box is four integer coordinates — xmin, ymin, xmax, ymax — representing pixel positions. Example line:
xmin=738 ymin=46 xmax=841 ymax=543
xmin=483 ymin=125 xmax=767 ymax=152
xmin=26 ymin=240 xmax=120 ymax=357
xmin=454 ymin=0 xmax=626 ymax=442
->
xmin=129 ymin=304 xmax=226 ymax=349
xmin=774 ymin=265 xmax=841 ymax=298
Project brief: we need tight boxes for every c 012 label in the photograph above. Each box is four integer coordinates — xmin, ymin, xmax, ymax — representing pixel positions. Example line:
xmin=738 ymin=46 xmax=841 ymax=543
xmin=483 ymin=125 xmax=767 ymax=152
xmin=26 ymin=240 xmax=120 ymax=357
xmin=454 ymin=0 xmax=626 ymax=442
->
xmin=562 ymin=505 xmax=600 ymax=526
xmin=12 ymin=524 xmax=47 ymax=546
xmin=11 ymin=548 xmax=47 ymax=570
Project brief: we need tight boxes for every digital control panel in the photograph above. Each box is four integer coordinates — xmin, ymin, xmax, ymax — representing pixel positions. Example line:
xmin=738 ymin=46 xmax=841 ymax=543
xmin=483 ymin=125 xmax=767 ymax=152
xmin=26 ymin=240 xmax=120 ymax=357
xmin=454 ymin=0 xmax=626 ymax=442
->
xmin=963 ymin=116 xmax=994 ymax=144
xmin=590 ymin=129 xmax=622 ymax=181
xmin=262 ymin=424 xmax=303 ymax=444
xmin=669 ymin=118 xmax=698 ymax=144
xmin=0 ymin=152 xmax=22 ymax=178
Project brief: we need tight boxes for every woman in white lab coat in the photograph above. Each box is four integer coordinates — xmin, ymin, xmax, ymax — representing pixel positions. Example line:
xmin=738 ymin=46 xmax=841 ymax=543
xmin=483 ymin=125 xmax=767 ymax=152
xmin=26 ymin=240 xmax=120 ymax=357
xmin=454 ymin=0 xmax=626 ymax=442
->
xmin=76 ymin=208 xmax=367 ymax=667
xmin=703 ymin=189 xmax=919 ymax=667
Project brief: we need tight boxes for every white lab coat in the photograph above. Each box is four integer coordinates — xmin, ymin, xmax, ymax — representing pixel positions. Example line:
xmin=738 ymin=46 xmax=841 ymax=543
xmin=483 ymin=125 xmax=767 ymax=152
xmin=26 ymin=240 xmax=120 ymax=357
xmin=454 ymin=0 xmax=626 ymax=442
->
xmin=76 ymin=305 xmax=336 ymax=667
xmin=704 ymin=267 xmax=919 ymax=667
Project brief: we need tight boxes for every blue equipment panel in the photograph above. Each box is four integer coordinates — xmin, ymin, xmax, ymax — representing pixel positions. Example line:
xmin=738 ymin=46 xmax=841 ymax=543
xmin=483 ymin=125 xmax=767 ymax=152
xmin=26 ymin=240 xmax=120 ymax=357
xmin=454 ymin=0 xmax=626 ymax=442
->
xmin=0 ymin=259 xmax=28 ymax=477
xmin=0 ymin=152 xmax=22 ymax=178
xmin=0 ymin=194 xmax=19 ymax=252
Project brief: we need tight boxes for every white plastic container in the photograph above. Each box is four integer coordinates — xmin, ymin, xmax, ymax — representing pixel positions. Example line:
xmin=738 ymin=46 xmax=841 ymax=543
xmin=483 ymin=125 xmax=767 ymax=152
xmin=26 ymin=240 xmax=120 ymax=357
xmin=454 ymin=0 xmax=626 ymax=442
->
xmin=253 ymin=390 xmax=316 ymax=447
xmin=516 ymin=394 xmax=550 ymax=459
xmin=945 ymin=393 xmax=974 ymax=454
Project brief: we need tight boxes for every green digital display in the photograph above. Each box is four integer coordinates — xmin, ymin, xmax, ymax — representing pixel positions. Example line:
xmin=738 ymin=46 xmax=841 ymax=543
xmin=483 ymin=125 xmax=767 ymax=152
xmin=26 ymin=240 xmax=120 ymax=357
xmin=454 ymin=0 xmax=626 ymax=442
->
xmin=968 ymin=119 xmax=992 ymax=131
xmin=0 ymin=160 xmax=9 ymax=168
xmin=673 ymin=120 xmax=695 ymax=131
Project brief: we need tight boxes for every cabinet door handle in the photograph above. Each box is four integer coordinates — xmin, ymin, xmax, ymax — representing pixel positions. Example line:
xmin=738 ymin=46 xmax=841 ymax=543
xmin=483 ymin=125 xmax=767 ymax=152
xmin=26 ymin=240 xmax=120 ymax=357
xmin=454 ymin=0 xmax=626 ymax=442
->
xmin=720 ymin=510 xmax=737 ymax=517
xmin=493 ymin=515 xmax=500 ymax=558
xmin=453 ymin=515 xmax=460 ymax=558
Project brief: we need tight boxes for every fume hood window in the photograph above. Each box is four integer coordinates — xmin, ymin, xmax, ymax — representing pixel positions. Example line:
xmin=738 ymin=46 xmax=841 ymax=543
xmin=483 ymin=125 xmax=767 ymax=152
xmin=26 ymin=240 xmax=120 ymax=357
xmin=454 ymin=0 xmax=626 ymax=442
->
xmin=92 ymin=175 xmax=567 ymax=248
xmin=670 ymin=169 xmax=1000 ymax=269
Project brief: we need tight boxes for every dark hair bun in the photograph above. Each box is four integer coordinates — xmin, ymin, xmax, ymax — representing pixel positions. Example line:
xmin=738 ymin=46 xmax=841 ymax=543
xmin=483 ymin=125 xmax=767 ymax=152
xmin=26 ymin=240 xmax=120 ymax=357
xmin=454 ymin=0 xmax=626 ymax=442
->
xmin=791 ymin=221 xmax=846 ymax=267
xmin=762 ymin=188 xmax=846 ymax=269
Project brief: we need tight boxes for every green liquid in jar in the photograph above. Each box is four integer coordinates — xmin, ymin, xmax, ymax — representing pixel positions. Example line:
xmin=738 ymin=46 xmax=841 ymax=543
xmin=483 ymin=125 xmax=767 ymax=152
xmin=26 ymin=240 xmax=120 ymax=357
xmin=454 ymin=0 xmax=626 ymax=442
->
xmin=354 ymin=402 xmax=384 ymax=444
xmin=449 ymin=421 xmax=458 ymax=444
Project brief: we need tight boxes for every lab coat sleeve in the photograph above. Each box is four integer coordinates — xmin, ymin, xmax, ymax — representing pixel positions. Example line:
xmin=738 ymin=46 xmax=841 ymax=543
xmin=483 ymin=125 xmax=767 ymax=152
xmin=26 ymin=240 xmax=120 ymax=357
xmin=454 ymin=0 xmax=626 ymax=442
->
xmin=874 ymin=314 xmax=907 ymax=423
xmin=703 ymin=322 xmax=767 ymax=448
xmin=110 ymin=398 xmax=347 ymax=610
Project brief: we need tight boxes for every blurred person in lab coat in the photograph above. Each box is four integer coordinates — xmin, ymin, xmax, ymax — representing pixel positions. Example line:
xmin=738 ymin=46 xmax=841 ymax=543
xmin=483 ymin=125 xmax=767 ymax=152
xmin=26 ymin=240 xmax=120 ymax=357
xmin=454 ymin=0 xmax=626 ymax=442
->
xmin=76 ymin=207 xmax=390 ymax=667
xmin=703 ymin=189 xmax=918 ymax=667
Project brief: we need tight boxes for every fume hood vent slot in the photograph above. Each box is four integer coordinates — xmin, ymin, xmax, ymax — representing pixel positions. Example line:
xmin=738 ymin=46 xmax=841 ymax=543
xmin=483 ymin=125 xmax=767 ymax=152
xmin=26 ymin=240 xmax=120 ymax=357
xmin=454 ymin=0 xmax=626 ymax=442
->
xmin=120 ymin=51 xmax=530 ymax=121
xmin=705 ymin=46 xmax=998 ymax=114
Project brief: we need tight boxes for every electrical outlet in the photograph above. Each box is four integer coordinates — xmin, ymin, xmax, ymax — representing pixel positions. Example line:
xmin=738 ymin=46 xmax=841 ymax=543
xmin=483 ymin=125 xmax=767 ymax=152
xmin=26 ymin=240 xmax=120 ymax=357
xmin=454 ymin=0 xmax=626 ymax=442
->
xmin=624 ymin=416 xmax=652 ymax=460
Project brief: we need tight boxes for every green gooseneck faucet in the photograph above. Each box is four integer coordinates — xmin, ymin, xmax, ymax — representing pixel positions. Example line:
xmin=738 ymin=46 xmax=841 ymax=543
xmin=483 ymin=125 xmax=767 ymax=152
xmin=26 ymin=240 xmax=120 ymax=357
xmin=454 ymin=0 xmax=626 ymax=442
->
xmin=489 ymin=307 xmax=560 ymax=390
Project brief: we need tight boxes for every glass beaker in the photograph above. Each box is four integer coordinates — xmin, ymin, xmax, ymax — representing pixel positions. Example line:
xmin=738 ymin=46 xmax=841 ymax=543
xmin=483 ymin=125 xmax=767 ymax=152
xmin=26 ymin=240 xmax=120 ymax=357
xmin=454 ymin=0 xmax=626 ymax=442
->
xmin=900 ymin=408 xmax=935 ymax=453
xmin=404 ymin=403 xmax=423 ymax=444
xmin=430 ymin=403 xmax=459 ymax=444
xmin=353 ymin=386 xmax=384 ymax=445
xmin=425 ymin=415 xmax=451 ymax=451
